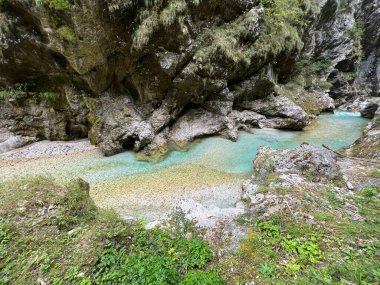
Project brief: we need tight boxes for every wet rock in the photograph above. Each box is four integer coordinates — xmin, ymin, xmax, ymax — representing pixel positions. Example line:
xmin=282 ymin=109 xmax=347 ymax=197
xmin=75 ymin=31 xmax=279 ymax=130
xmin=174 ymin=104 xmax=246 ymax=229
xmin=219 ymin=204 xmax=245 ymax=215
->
xmin=0 ymin=0 xmax=379 ymax=156
xmin=136 ymin=128 xmax=170 ymax=162
xmin=87 ymin=95 xmax=154 ymax=156
xmin=0 ymin=99 xmax=74 ymax=142
xmin=328 ymin=69 xmax=353 ymax=101
xmin=231 ymin=73 xmax=275 ymax=101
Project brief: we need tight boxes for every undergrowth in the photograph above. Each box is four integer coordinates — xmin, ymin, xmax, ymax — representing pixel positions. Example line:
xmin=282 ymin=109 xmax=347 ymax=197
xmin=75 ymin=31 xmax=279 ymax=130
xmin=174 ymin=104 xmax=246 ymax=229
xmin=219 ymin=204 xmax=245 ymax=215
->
xmin=1 ymin=174 xmax=378 ymax=284
xmin=218 ymin=182 xmax=380 ymax=284
xmin=0 ymin=177 xmax=224 ymax=285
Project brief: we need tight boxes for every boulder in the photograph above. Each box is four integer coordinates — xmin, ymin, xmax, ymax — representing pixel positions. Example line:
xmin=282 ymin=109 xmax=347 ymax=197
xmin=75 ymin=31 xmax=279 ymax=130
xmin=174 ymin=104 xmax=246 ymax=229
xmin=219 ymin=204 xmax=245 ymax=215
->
xmin=253 ymin=144 xmax=342 ymax=182
xmin=360 ymin=102 xmax=379 ymax=119
xmin=237 ymin=95 xmax=310 ymax=130
xmin=169 ymin=109 xmax=228 ymax=148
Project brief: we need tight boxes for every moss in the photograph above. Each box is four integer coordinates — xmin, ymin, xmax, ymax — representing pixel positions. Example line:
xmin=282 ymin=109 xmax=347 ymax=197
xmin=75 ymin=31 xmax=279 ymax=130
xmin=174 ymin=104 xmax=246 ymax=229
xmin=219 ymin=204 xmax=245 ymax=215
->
xmin=43 ymin=0 xmax=72 ymax=11
xmin=132 ymin=0 xmax=194 ymax=50
xmin=290 ymin=56 xmax=333 ymax=91
xmin=57 ymin=26 xmax=76 ymax=43
xmin=192 ymin=0 xmax=317 ymax=72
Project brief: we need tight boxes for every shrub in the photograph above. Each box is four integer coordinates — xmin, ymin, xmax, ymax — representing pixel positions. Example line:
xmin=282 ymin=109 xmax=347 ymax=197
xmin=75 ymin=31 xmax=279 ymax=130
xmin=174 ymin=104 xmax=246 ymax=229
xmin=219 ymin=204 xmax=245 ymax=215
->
xmin=95 ymin=249 xmax=180 ymax=285
xmin=174 ymin=238 xmax=213 ymax=270
xmin=48 ymin=0 xmax=72 ymax=10
xmin=63 ymin=179 xmax=97 ymax=220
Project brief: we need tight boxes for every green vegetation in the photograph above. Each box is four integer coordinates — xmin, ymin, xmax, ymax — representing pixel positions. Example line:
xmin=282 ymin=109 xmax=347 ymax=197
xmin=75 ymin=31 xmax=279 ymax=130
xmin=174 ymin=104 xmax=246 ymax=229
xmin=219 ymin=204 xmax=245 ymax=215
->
xmin=132 ymin=0 xmax=201 ymax=49
xmin=350 ymin=20 xmax=364 ymax=63
xmin=0 ymin=177 xmax=224 ymax=285
xmin=218 ymin=183 xmax=380 ymax=284
xmin=290 ymin=56 xmax=333 ymax=90
xmin=0 ymin=83 xmax=62 ymax=107
xmin=192 ymin=0 xmax=319 ymax=72
xmin=0 ymin=83 xmax=29 ymax=101
xmin=57 ymin=26 xmax=76 ymax=43
xmin=35 ymin=0 xmax=72 ymax=11
xmin=370 ymin=169 xmax=380 ymax=178
xmin=0 ymin=174 xmax=379 ymax=285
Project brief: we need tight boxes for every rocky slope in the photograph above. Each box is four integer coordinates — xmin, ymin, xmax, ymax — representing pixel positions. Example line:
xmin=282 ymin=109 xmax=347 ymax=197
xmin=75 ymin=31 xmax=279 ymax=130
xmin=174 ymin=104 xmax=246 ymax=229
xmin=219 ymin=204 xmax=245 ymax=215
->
xmin=0 ymin=0 xmax=379 ymax=158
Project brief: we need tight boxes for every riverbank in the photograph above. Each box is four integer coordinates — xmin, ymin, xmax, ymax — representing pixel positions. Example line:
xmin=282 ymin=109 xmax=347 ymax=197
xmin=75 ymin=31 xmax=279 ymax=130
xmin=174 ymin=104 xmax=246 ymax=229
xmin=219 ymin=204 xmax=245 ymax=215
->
xmin=0 ymin=112 xmax=370 ymax=220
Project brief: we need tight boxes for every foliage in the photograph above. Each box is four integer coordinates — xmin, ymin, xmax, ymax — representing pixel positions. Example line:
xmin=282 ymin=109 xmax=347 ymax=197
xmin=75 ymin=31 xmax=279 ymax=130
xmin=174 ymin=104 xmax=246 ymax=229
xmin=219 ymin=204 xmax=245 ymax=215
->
xmin=360 ymin=186 xmax=379 ymax=198
xmin=182 ymin=270 xmax=225 ymax=285
xmin=132 ymin=0 xmax=201 ymax=49
xmin=0 ymin=82 xmax=62 ymax=107
xmin=370 ymin=169 xmax=380 ymax=178
xmin=193 ymin=0 xmax=318 ymax=72
xmin=0 ymin=178 xmax=219 ymax=285
xmin=0 ymin=83 xmax=30 ymax=101
xmin=290 ymin=56 xmax=333 ymax=90
xmin=57 ymin=26 xmax=76 ymax=43
xmin=35 ymin=0 xmax=72 ymax=11
xmin=95 ymin=249 xmax=180 ymax=285
xmin=217 ymin=173 xmax=380 ymax=285
xmin=350 ymin=20 xmax=364 ymax=62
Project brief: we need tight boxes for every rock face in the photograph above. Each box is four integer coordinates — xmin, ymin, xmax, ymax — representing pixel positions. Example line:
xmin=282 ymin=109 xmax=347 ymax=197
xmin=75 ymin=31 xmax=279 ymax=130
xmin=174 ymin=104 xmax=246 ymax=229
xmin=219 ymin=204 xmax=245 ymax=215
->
xmin=350 ymin=106 xmax=380 ymax=159
xmin=0 ymin=0 xmax=378 ymax=157
xmin=355 ymin=0 xmax=380 ymax=97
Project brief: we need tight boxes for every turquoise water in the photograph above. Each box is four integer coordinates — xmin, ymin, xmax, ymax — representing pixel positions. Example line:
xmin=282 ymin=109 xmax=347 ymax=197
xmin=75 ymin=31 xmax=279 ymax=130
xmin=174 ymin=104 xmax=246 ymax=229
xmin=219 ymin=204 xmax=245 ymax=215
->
xmin=80 ymin=111 xmax=370 ymax=183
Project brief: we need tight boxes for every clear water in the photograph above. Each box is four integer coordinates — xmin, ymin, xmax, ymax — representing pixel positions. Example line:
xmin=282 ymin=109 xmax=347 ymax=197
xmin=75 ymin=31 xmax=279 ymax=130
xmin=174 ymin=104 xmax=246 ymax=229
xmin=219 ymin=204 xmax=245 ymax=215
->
xmin=80 ymin=111 xmax=370 ymax=183
xmin=0 ymin=111 xmax=370 ymax=219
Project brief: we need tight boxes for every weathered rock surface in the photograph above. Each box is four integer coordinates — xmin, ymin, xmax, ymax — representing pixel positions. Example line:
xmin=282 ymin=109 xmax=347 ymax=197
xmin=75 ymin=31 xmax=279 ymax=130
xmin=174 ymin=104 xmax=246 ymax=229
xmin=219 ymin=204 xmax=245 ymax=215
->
xmin=241 ymin=143 xmax=380 ymax=221
xmin=253 ymin=144 xmax=342 ymax=182
xmin=237 ymin=95 xmax=310 ymax=130
xmin=349 ymin=106 xmax=380 ymax=159
xmin=0 ymin=0 xmax=378 ymax=156
xmin=360 ymin=102 xmax=380 ymax=119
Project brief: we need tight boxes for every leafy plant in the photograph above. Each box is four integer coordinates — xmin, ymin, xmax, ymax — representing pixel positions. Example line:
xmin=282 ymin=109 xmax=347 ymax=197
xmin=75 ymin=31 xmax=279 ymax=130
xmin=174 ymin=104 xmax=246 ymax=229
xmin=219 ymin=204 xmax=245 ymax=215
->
xmin=258 ymin=262 xmax=276 ymax=279
xmin=182 ymin=270 xmax=225 ymax=285
xmin=95 ymin=249 xmax=180 ymax=285
xmin=174 ymin=238 xmax=213 ymax=270
xmin=360 ymin=186 xmax=379 ymax=198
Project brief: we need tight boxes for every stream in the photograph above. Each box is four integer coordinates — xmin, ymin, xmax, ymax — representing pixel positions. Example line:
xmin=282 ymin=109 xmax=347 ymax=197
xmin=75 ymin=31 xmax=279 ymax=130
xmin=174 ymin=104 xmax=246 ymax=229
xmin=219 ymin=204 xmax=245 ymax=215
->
xmin=0 ymin=111 xmax=370 ymax=220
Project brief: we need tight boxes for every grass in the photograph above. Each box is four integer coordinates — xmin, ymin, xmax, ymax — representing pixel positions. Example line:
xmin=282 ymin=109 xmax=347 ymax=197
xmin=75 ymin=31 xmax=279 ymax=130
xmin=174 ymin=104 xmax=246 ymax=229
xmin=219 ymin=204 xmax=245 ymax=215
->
xmin=1 ymin=175 xmax=378 ymax=284
xmin=370 ymin=169 xmax=380 ymax=178
xmin=132 ymin=0 xmax=194 ymax=50
xmin=218 ymin=193 xmax=379 ymax=284
xmin=216 ymin=176 xmax=380 ymax=285
xmin=0 ymin=177 xmax=224 ymax=285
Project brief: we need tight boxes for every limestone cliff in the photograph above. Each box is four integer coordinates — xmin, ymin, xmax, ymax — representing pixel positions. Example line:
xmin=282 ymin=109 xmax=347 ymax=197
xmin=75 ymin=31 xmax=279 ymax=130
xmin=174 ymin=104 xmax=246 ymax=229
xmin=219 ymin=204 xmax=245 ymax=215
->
xmin=0 ymin=0 xmax=379 ymax=158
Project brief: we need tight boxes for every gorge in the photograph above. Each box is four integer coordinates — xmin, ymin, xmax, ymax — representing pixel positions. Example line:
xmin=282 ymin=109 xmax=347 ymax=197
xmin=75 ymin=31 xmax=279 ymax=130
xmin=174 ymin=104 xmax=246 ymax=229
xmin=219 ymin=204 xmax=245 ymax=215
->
xmin=0 ymin=0 xmax=379 ymax=284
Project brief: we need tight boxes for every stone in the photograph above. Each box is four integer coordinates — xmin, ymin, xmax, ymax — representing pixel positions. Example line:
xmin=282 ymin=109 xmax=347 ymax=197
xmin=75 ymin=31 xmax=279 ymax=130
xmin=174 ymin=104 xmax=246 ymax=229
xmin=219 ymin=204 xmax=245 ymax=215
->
xmin=169 ymin=109 xmax=227 ymax=148
xmin=237 ymin=95 xmax=309 ymax=130
xmin=254 ymin=143 xmax=342 ymax=182
xmin=360 ymin=102 xmax=379 ymax=119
